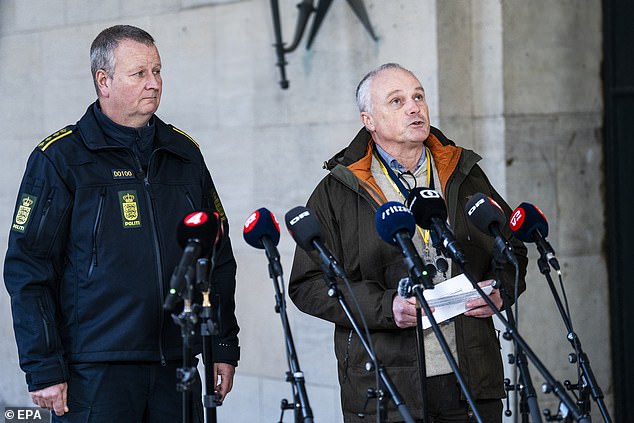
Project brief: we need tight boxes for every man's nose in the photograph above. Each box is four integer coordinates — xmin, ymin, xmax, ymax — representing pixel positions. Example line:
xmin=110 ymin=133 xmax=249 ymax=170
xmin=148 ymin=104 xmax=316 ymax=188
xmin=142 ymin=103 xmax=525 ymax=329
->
xmin=146 ymin=73 xmax=161 ymax=89
xmin=405 ymin=99 xmax=421 ymax=114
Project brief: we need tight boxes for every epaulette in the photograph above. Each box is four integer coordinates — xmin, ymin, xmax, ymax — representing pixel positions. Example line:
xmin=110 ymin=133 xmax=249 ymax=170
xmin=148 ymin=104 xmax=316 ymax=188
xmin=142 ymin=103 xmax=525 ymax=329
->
xmin=37 ymin=126 xmax=74 ymax=152
xmin=171 ymin=126 xmax=200 ymax=149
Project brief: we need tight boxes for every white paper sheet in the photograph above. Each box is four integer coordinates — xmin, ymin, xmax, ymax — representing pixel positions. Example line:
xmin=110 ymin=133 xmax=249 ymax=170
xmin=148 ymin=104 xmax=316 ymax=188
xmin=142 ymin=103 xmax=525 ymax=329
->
xmin=411 ymin=274 xmax=493 ymax=329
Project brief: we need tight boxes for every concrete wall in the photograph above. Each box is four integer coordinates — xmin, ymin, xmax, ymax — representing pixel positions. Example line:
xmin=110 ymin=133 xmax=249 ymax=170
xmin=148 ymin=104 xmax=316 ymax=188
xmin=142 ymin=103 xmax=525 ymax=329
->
xmin=0 ymin=0 xmax=608 ymax=421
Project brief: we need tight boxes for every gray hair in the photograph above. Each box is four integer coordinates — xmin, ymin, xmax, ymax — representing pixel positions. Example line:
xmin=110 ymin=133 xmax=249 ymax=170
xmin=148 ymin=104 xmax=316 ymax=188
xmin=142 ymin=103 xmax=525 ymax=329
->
xmin=355 ymin=63 xmax=418 ymax=113
xmin=90 ymin=25 xmax=155 ymax=95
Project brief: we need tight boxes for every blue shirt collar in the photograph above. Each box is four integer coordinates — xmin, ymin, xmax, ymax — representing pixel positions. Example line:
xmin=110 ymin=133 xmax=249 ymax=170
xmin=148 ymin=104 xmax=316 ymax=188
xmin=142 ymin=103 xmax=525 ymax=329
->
xmin=374 ymin=143 xmax=426 ymax=174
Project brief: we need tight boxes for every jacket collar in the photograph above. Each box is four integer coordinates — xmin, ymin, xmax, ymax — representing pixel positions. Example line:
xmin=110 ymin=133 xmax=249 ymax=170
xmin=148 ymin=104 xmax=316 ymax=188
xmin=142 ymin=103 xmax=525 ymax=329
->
xmin=77 ymin=102 xmax=193 ymax=160
xmin=327 ymin=126 xmax=469 ymax=198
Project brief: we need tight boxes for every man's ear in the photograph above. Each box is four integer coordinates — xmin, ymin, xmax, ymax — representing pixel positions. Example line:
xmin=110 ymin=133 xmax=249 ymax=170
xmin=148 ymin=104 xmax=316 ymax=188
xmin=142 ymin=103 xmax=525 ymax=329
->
xmin=95 ymin=69 xmax=110 ymax=98
xmin=361 ymin=112 xmax=374 ymax=132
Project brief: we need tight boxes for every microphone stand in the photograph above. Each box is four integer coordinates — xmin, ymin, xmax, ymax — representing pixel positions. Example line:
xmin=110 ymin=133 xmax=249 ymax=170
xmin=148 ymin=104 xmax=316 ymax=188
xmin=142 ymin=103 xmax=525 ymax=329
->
xmin=312 ymin=246 xmax=415 ymax=423
xmin=171 ymin=258 xmax=222 ymax=423
xmin=414 ymin=306 xmax=430 ymax=423
xmin=490 ymin=253 xmax=542 ymax=423
xmin=402 ymin=280 xmax=485 ymax=423
xmin=196 ymin=258 xmax=221 ymax=423
xmin=264 ymin=247 xmax=314 ymax=423
xmin=441 ymin=249 xmax=592 ymax=422
xmin=536 ymin=256 xmax=612 ymax=423
xmin=172 ymin=265 xmax=198 ymax=423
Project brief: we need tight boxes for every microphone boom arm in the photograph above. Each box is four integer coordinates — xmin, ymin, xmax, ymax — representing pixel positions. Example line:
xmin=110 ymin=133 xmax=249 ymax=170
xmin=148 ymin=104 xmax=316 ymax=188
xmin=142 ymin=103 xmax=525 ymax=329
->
xmin=455 ymin=260 xmax=592 ymax=423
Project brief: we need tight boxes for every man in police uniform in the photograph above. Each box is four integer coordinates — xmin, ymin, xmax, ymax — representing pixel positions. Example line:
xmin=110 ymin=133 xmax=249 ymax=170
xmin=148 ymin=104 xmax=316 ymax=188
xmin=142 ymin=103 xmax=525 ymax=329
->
xmin=4 ymin=25 xmax=240 ymax=422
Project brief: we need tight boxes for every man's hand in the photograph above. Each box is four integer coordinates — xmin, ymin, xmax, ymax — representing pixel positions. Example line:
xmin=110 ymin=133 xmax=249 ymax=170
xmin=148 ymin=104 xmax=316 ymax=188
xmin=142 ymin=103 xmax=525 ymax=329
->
xmin=464 ymin=280 xmax=502 ymax=318
xmin=213 ymin=363 xmax=235 ymax=403
xmin=392 ymin=295 xmax=434 ymax=328
xmin=31 ymin=382 xmax=69 ymax=416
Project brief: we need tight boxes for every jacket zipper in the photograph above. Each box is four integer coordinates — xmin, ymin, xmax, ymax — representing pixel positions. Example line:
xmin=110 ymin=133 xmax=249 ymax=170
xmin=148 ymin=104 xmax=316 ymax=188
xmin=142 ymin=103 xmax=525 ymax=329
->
xmin=185 ymin=191 xmax=196 ymax=210
xmin=342 ymin=329 xmax=354 ymax=382
xmin=34 ymin=190 xmax=54 ymax=244
xmin=88 ymin=189 xmax=106 ymax=278
xmin=133 ymin=152 xmax=167 ymax=366
xmin=37 ymin=297 xmax=52 ymax=351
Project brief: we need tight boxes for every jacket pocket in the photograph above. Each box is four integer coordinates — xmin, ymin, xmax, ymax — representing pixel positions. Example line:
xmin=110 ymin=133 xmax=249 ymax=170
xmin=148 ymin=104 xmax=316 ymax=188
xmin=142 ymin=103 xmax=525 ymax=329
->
xmin=88 ymin=189 xmax=106 ymax=278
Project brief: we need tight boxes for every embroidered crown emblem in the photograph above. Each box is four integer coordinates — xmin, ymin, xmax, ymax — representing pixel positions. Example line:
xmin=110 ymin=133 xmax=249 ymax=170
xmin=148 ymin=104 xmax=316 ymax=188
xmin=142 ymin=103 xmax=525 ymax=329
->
xmin=21 ymin=196 xmax=34 ymax=207
xmin=122 ymin=193 xmax=135 ymax=203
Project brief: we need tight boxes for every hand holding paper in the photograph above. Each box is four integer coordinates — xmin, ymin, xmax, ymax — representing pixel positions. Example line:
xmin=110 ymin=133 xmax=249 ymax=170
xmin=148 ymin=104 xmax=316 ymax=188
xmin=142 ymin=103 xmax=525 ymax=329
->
xmin=411 ymin=274 xmax=496 ymax=329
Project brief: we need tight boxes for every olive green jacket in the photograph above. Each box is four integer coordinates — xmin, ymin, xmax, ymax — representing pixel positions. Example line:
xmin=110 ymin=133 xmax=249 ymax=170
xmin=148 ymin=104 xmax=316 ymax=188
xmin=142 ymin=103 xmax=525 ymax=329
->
xmin=288 ymin=126 xmax=528 ymax=421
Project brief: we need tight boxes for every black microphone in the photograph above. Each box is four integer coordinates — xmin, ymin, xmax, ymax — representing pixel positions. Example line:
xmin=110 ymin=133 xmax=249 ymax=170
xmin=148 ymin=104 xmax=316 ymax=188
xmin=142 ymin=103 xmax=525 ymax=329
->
xmin=244 ymin=208 xmax=283 ymax=277
xmin=406 ymin=188 xmax=466 ymax=265
xmin=465 ymin=193 xmax=519 ymax=267
xmin=284 ymin=206 xmax=347 ymax=280
xmin=164 ymin=210 xmax=219 ymax=311
xmin=375 ymin=201 xmax=433 ymax=290
xmin=511 ymin=202 xmax=560 ymax=271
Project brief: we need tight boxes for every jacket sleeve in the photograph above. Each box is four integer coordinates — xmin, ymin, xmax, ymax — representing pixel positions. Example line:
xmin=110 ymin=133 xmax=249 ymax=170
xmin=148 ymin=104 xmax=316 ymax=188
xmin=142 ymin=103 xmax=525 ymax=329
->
xmin=3 ymin=150 xmax=72 ymax=391
xmin=288 ymin=178 xmax=400 ymax=331
xmin=202 ymin=166 xmax=240 ymax=366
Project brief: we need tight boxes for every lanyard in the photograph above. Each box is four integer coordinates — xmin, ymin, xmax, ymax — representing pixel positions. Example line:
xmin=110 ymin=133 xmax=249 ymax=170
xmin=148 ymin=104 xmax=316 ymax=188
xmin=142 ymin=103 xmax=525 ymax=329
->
xmin=373 ymin=146 xmax=434 ymax=243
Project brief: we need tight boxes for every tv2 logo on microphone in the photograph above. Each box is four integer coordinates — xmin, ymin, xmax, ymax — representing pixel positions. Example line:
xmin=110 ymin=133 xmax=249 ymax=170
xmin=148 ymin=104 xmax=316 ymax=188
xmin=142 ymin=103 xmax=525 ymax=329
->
xmin=510 ymin=208 xmax=524 ymax=229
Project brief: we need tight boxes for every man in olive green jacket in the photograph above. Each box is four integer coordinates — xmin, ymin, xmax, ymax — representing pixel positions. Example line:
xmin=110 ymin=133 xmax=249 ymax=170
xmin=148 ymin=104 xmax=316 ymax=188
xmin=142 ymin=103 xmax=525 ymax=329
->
xmin=289 ymin=63 xmax=527 ymax=422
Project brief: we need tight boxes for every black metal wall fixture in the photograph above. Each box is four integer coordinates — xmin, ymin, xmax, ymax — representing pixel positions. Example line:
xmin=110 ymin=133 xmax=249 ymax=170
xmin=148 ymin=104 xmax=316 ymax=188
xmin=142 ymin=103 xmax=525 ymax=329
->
xmin=269 ymin=0 xmax=378 ymax=89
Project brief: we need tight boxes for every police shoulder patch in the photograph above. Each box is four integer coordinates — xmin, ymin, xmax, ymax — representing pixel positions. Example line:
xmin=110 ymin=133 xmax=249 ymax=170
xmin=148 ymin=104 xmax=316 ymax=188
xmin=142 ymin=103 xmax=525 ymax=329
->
xmin=11 ymin=193 xmax=38 ymax=233
xmin=171 ymin=126 xmax=200 ymax=149
xmin=37 ymin=126 xmax=74 ymax=152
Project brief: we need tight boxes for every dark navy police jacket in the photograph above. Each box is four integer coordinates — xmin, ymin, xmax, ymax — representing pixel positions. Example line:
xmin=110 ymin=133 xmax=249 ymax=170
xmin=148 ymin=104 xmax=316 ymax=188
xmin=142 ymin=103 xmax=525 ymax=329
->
xmin=4 ymin=103 xmax=240 ymax=391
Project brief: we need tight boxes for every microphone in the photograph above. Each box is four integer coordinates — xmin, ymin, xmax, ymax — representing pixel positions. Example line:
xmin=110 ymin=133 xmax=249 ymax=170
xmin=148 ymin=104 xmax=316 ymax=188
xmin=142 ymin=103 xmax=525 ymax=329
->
xmin=375 ymin=201 xmax=433 ymax=290
xmin=511 ymin=202 xmax=560 ymax=271
xmin=164 ymin=210 xmax=219 ymax=311
xmin=284 ymin=206 xmax=347 ymax=280
xmin=465 ymin=193 xmax=519 ymax=267
xmin=406 ymin=188 xmax=466 ymax=265
xmin=244 ymin=208 xmax=283 ymax=277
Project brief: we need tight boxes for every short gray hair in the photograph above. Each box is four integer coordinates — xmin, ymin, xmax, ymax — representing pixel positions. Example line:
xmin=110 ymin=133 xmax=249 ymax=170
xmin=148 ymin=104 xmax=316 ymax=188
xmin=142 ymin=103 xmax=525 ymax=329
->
xmin=90 ymin=25 xmax=155 ymax=95
xmin=355 ymin=63 xmax=417 ymax=113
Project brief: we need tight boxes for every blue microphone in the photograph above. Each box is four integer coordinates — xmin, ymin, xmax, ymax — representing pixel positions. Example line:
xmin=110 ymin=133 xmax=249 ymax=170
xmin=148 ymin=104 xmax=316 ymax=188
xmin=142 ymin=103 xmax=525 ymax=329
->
xmin=375 ymin=201 xmax=433 ymax=290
